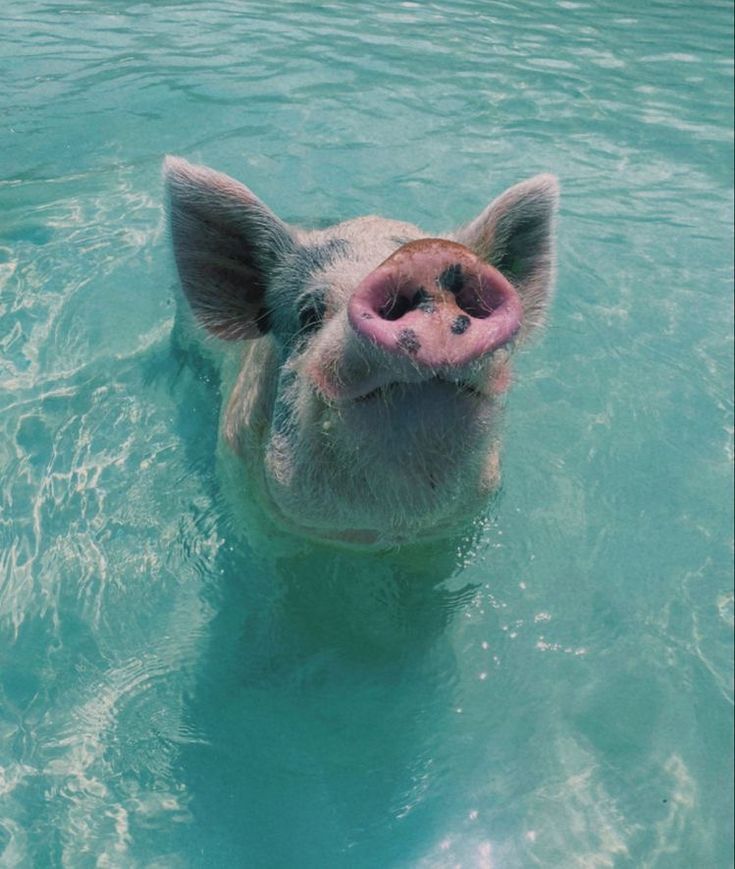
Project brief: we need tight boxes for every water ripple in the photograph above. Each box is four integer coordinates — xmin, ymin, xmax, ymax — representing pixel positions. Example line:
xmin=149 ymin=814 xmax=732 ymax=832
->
xmin=1 ymin=0 xmax=732 ymax=865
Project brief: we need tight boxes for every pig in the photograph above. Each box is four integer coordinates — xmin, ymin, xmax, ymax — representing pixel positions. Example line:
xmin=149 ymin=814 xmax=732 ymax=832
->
xmin=164 ymin=157 xmax=558 ymax=551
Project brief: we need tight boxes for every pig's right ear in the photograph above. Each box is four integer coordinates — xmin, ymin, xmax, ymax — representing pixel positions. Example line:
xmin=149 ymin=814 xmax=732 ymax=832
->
xmin=453 ymin=174 xmax=559 ymax=336
xmin=164 ymin=156 xmax=294 ymax=340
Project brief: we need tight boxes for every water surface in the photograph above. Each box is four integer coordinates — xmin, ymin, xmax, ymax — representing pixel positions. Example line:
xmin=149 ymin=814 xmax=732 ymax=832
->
xmin=1 ymin=1 xmax=733 ymax=866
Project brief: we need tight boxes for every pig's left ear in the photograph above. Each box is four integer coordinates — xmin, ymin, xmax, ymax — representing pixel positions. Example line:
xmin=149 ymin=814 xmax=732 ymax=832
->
xmin=453 ymin=174 xmax=559 ymax=335
xmin=164 ymin=156 xmax=295 ymax=340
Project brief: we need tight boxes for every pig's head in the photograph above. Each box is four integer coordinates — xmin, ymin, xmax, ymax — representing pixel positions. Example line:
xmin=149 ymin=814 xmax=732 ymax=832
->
xmin=165 ymin=157 xmax=558 ymax=549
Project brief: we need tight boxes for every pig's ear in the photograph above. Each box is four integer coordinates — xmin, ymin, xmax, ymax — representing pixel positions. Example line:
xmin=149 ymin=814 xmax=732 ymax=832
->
xmin=164 ymin=156 xmax=295 ymax=340
xmin=454 ymin=174 xmax=559 ymax=334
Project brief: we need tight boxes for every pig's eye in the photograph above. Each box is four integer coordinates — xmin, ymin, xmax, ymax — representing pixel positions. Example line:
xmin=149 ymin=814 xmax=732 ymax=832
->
xmin=297 ymin=292 xmax=326 ymax=335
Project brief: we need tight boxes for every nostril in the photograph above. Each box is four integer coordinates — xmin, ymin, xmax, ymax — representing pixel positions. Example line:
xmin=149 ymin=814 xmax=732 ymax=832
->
xmin=372 ymin=276 xmax=506 ymax=323
xmin=461 ymin=295 xmax=494 ymax=320
xmin=451 ymin=314 xmax=471 ymax=335
xmin=456 ymin=276 xmax=507 ymax=320
xmin=446 ymin=273 xmax=495 ymax=320
xmin=436 ymin=263 xmax=504 ymax=320
xmin=379 ymin=293 xmax=412 ymax=320
xmin=378 ymin=286 xmax=435 ymax=320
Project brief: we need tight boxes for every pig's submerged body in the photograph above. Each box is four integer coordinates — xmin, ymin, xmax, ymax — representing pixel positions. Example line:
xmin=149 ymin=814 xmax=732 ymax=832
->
xmin=166 ymin=158 xmax=558 ymax=551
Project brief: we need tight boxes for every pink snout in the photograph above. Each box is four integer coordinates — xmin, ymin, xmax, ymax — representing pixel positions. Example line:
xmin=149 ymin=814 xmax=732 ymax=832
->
xmin=348 ymin=239 xmax=523 ymax=368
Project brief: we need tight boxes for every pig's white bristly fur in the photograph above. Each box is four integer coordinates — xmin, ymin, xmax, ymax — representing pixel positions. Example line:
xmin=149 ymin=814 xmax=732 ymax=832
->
xmin=164 ymin=157 xmax=559 ymax=550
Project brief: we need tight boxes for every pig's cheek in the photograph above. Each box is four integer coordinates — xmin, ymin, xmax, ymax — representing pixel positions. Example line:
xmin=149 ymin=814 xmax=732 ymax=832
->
xmin=299 ymin=329 xmax=350 ymax=402
xmin=297 ymin=351 xmax=325 ymax=399
xmin=303 ymin=357 xmax=340 ymax=402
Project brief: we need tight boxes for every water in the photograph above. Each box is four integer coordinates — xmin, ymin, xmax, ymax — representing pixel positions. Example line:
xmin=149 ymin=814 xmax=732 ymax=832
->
xmin=1 ymin=1 xmax=733 ymax=865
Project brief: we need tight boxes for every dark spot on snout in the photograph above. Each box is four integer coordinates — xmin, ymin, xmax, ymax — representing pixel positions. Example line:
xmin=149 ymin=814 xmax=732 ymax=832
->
xmin=413 ymin=287 xmax=435 ymax=314
xmin=397 ymin=328 xmax=421 ymax=354
xmin=437 ymin=263 xmax=463 ymax=295
xmin=451 ymin=315 xmax=471 ymax=335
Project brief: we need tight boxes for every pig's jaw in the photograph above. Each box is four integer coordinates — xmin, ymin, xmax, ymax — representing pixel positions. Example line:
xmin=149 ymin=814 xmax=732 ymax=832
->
xmin=256 ymin=373 xmax=504 ymax=550
xmin=258 ymin=450 xmax=501 ymax=550
xmin=313 ymin=364 xmax=493 ymax=403
xmin=350 ymin=375 xmax=484 ymax=404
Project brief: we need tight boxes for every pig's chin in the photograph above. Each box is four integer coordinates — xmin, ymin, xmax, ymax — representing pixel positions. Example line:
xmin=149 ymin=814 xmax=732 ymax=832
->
xmin=260 ymin=375 xmax=500 ymax=549
xmin=349 ymin=376 xmax=485 ymax=405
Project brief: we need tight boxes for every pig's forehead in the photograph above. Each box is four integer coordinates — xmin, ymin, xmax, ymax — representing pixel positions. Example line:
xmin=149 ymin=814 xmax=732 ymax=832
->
xmin=309 ymin=214 xmax=421 ymax=240
xmin=297 ymin=215 xmax=425 ymax=295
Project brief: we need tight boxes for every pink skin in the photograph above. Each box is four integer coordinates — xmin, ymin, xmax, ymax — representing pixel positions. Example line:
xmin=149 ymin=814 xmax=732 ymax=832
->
xmin=306 ymin=239 xmax=522 ymax=404
xmin=348 ymin=239 xmax=522 ymax=375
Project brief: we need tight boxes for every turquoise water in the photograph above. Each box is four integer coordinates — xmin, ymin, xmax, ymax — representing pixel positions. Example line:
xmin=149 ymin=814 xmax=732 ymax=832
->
xmin=1 ymin=0 xmax=733 ymax=866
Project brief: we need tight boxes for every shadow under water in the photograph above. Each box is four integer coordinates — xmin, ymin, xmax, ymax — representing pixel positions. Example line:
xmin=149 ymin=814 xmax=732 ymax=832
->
xmin=160 ymin=331 xmax=488 ymax=866
xmin=177 ymin=533 xmax=481 ymax=868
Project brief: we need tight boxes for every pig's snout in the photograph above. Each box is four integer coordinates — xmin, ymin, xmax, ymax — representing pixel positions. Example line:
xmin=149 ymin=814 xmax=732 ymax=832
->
xmin=348 ymin=239 xmax=523 ymax=369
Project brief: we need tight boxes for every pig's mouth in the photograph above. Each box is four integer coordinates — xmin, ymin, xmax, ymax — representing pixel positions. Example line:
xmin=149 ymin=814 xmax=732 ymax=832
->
xmin=335 ymin=375 xmax=497 ymax=443
xmin=352 ymin=376 xmax=484 ymax=403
